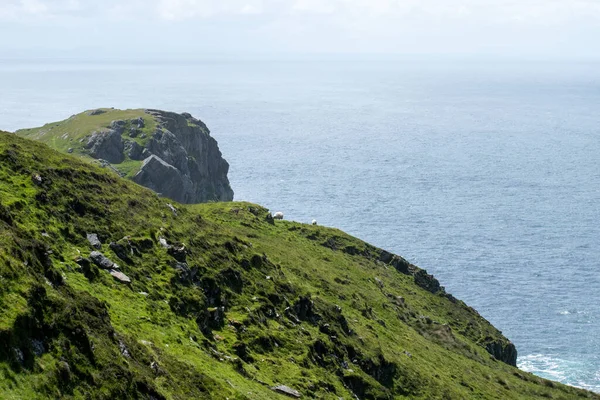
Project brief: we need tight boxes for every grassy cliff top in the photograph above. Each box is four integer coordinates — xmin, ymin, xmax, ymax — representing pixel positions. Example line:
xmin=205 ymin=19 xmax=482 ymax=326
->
xmin=15 ymin=108 xmax=158 ymax=178
xmin=16 ymin=108 xmax=157 ymax=152
xmin=0 ymin=131 xmax=596 ymax=399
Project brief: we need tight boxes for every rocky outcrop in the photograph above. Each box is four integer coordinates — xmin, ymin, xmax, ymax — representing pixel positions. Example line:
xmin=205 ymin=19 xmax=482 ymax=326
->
xmin=133 ymin=110 xmax=233 ymax=203
xmin=81 ymin=109 xmax=233 ymax=203
xmin=485 ymin=339 xmax=518 ymax=367
xmin=85 ymin=129 xmax=124 ymax=164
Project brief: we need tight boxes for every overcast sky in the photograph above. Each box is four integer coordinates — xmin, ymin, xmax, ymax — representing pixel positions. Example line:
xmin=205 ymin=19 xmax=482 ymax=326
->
xmin=1 ymin=0 xmax=600 ymax=59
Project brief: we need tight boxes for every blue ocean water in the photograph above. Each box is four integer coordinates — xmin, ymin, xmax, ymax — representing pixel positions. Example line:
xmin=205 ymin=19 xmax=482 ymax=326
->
xmin=1 ymin=56 xmax=599 ymax=391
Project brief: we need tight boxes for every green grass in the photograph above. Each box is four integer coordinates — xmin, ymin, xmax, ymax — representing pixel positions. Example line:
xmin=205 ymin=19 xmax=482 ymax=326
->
xmin=15 ymin=108 xmax=156 ymax=162
xmin=0 ymin=131 xmax=597 ymax=399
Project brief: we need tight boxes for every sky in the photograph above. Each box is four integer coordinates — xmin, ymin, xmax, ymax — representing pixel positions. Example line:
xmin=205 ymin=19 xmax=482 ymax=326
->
xmin=1 ymin=0 xmax=600 ymax=59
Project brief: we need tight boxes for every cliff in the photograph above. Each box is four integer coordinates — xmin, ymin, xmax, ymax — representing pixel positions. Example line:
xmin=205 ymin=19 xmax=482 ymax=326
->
xmin=15 ymin=108 xmax=234 ymax=203
xmin=0 ymin=131 xmax=596 ymax=399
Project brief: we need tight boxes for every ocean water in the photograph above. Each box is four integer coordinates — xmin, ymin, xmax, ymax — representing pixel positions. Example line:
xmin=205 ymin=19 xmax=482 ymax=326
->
xmin=1 ymin=56 xmax=600 ymax=391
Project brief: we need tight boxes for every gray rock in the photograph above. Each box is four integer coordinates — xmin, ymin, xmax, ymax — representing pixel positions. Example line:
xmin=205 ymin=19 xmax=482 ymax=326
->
xmin=109 ymin=120 xmax=126 ymax=133
xmin=133 ymin=155 xmax=192 ymax=203
xmin=67 ymin=148 xmax=74 ymax=153
xmin=109 ymin=269 xmax=131 ymax=284
xmin=88 ymin=109 xmax=106 ymax=116
xmin=124 ymin=140 xmax=145 ymax=160
xmin=86 ymin=129 xmax=124 ymax=164
xmin=131 ymin=117 xmax=145 ymax=128
xmin=90 ymin=251 xmax=118 ymax=270
xmin=139 ymin=109 xmax=233 ymax=203
xmin=271 ymin=385 xmax=301 ymax=398
xmin=86 ymin=233 xmax=102 ymax=249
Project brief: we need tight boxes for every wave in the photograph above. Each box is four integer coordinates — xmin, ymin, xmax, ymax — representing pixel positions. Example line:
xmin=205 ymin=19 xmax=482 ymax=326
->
xmin=518 ymin=354 xmax=600 ymax=393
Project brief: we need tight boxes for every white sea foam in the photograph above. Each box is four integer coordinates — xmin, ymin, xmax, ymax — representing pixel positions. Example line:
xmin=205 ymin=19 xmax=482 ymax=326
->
xmin=519 ymin=354 xmax=600 ymax=393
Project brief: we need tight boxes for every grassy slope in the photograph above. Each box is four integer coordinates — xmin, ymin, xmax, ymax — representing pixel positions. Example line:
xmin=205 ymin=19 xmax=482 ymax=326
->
xmin=15 ymin=109 xmax=157 ymax=178
xmin=0 ymin=131 xmax=596 ymax=400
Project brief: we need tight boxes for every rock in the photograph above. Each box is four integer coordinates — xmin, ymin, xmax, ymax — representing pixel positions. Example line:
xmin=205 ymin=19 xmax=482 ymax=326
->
xmin=485 ymin=340 xmax=518 ymax=367
xmin=109 ymin=241 xmax=132 ymax=264
xmin=137 ymin=109 xmax=233 ymax=203
xmin=90 ymin=251 xmax=118 ymax=270
xmin=287 ymin=296 xmax=321 ymax=325
xmin=133 ymin=155 xmax=191 ymax=202
xmin=67 ymin=148 xmax=74 ymax=153
xmin=167 ymin=244 xmax=187 ymax=262
xmin=110 ymin=120 xmax=126 ymax=133
xmin=88 ymin=109 xmax=106 ymax=116
xmin=166 ymin=203 xmax=177 ymax=216
xmin=131 ymin=117 xmax=145 ymax=128
xmin=109 ymin=269 xmax=131 ymax=284
xmin=32 ymin=174 xmax=42 ymax=185
xmin=85 ymin=129 xmax=124 ymax=164
xmin=124 ymin=140 xmax=145 ymax=160
xmin=86 ymin=233 xmax=102 ymax=249
xmin=413 ymin=269 xmax=443 ymax=294
xmin=271 ymin=385 xmax=301 ymax=398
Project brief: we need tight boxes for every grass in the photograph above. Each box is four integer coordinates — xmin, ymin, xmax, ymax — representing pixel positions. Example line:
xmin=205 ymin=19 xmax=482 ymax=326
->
xmin=15 ymin=109 xmax=157 ymax=178
xmin=0 ymin=131 xmax=597 ymax=399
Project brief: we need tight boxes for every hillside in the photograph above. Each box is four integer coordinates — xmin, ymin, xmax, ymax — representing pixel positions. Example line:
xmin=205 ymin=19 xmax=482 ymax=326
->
xmin=15 ymin=108 xmax=233 ymax=203
xmin=0 ymin=131 xmax=596 ymax=399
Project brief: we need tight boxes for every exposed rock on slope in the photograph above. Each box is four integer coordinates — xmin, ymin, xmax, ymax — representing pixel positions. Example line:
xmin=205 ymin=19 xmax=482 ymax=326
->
xmin=16 ymin=108 xmax=234 ymax=204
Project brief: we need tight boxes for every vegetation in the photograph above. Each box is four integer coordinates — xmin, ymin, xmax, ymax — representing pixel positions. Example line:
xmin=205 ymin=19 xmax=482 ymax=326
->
xmin=15 ymin=109 xmax=157 ymax=178
xmin=0 ymin=131 xmax=597 ymax=399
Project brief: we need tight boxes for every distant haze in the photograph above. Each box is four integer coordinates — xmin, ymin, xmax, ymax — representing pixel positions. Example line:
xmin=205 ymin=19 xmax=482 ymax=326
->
xmin=1 ymin=0 xmax=600 ymax=59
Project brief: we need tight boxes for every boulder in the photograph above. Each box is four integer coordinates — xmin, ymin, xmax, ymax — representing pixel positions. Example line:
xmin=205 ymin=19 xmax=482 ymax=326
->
xmin=485 ymin=340 xmax=518 ymax=367
xmin=271 ymin=385 xmax=301 ymax=398
xmin=133 ymin=155 xmax=192 ymax=203
xmin=109 ymin=269 xmax=131 ymax=284
xmin=90 ymin=251 xmax=118 ymax=270
xmin=124 ymin=140 xmax=145 ymax=161
xmin=85 ymin=130 xmax=124 ymax=164
xmin=86 ymin=233 xmax=102 ymax=249
xmin=109 ymin=120 xmax=126 ymax=133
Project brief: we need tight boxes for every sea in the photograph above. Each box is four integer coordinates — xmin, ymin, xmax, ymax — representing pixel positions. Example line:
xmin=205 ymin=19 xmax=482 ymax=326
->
xmin=1 ymin=55 xmax=599 ymax=392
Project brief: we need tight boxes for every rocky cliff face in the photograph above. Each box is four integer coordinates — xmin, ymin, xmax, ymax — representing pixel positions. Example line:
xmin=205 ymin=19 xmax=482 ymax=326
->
xmin=85 ymin=110 xmax=233 ymax=203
